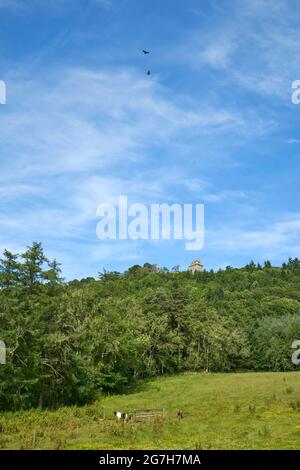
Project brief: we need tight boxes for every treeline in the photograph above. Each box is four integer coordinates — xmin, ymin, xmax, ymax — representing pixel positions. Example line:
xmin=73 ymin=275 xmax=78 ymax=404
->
xmin=0 ymin=243 xmax=300 ymax=411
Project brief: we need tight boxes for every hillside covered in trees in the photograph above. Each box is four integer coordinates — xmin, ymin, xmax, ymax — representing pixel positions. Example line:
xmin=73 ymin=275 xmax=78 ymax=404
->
xmin=0 ymin=242 xmax=300 ymax=411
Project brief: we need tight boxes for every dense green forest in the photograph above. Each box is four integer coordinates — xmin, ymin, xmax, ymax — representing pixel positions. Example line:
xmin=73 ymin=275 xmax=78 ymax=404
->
xmin=0 ymin=242 xmax=300 ymax=411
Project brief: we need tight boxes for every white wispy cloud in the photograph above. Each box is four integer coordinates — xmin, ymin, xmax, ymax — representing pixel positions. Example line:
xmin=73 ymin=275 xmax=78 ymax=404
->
xmin=1 ymin=64 xmax=270 ymax=200
xmin=1 ymin=64 xmax=265 ymax=274
xmin=203 ymin=190 xmax=253 ymax=203
xmin=2 ymin=67 xmax=255 ymax=182
xmin=207 ymin=213 xmax=300 ymax=259
xmin=186 ymin=34 xmax=237 ymax=70
xmin=179 ymin=0 xmax=300 ymax=100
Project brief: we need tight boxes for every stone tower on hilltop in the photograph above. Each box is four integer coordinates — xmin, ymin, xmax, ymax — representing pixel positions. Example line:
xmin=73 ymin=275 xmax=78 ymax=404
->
xmin=188 ymin=259 xmax=204 ymax=273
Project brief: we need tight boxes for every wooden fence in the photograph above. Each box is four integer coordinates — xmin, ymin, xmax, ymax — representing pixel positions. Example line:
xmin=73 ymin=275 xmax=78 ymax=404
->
xmin=133 ymin=408 xmax=165 ymax=422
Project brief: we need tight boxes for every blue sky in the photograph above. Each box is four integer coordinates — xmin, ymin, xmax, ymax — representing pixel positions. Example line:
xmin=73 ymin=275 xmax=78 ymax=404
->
xmin=0 ymin=0 xmax=300 ymax=279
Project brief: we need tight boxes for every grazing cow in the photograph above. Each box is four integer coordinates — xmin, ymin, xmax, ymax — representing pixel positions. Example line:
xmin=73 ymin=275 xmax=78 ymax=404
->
xmin=114 ymin=411 xmax=129 ymax=422
xmin=176 ymin=410 xmax=184 ymax=419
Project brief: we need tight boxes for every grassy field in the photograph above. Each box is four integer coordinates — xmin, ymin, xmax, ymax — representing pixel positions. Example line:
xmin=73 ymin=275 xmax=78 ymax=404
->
xmin=1 ymin=372 xmax=300 ymax=450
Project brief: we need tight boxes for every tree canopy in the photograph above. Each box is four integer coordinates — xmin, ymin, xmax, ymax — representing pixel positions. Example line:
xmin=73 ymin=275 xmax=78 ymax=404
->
xmin=0 ymin=244 xmax=300 ymax=410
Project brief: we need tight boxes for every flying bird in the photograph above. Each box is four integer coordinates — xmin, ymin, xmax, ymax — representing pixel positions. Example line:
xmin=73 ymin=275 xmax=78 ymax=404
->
xmin=142 ymin=49 xmax=150 ymax=55
xmin=147 ymin=70 xmax=151 ymax=75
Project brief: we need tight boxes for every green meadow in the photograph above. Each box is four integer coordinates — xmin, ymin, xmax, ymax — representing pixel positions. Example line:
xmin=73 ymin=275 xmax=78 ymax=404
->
xmin=1 ymin=371 xmax=300 ymax=450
